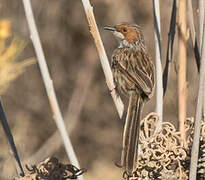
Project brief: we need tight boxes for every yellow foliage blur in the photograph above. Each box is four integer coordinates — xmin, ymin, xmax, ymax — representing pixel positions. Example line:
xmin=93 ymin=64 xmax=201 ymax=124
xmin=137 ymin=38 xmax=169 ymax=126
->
xmin=0 ymin=20 xmax=11 ymax=39
xmin=0 ymin=19 xmax=35 ymax=94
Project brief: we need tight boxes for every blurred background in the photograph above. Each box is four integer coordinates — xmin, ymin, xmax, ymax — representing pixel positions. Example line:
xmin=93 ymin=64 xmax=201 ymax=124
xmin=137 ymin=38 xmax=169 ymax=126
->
xmin=0 ymin=0 xmax=199 ymax=179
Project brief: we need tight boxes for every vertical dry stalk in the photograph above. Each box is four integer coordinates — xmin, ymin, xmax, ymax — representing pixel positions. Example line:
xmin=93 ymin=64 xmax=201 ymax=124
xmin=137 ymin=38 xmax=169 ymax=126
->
xmin=163 ymin=0 xmax=176 ymax=96
xmin=187 ymin=0 xmax=200 ymax=72
xmin=199 ymin=0 xmax=205 ymax=54
xmin=199 ymin=0 xmax=205 ymax=125
xmin=189 ymin=24 xmax=205 ymax=180
xmin=22 ymin=1 xmax=83 ymax=179
xmin=152 ymin=0 xmax=163 ymax=129
xmin=177 ymin=0 xmax=188 ymax=143
xmin=81 ymin=0 xmax=124 ymax=119
xmin=189 ymin=2 xmax=205 ymax=179
xmin=0 ymin=100 xmax=25 ymax=177
xmin=187 ymin=0 xmax=195 ymax=47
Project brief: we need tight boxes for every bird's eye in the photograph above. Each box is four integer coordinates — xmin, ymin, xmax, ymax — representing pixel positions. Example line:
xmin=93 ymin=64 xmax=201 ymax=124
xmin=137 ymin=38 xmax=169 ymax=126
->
xmin=122 ymin=28 xmax=127 ymax=32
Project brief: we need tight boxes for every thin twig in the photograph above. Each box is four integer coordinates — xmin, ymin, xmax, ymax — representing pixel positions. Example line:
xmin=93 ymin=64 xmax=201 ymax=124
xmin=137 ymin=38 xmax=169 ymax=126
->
xmin=152 ymin=0 xmax=163 ymax=129
xmin=187 ymin=0 xmax=200 ymax=72
xmin=21 ymin=1 xmax=83 ymax=179
xmin=189 ymin=22 xmax=205 ymax=180
xmin=163 ymin=0 xmax=177 ymax=96
xmin=0 ymin=99 xmax=24 ymax=177
xmin=199 ymin=0 xmax=205 ymax=54
xmin=81 ymin=0 xmax=124 ymax=119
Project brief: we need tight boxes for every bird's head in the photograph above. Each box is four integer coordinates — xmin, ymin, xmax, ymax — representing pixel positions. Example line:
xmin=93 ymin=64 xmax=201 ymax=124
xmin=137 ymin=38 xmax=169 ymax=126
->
xmin=104 ymin=23 xmax=145 ymax=50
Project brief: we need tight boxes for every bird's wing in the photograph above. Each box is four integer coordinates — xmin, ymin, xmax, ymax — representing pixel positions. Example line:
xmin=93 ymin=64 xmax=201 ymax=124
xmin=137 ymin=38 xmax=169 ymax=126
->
xmin=113 ymin=48 xmax=155 ymax=98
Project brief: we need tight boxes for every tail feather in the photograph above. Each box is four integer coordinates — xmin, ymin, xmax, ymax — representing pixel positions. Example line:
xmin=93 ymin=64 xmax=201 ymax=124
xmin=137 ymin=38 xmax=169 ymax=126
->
xmin=121 ymin=92 xmax=144 ymax=175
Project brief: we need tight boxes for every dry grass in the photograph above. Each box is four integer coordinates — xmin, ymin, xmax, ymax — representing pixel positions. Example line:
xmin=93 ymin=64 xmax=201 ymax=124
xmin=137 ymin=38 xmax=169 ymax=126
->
xmin=0 ymin=1 xmax=201 ymax=179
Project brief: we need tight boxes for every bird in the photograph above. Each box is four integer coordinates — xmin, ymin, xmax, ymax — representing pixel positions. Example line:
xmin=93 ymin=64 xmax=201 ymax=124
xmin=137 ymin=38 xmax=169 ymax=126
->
xmin=104 ymin=23 xmax=155 ymax=176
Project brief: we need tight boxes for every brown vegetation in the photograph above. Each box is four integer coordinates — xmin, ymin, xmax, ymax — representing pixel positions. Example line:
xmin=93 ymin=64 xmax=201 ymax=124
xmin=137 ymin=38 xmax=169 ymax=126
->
xmin=0 ymin=0 xmax=200 ymax=179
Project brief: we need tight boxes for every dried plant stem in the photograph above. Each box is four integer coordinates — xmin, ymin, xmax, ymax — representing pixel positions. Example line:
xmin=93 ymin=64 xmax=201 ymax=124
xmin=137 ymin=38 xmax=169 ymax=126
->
xmin=22 ymin=1 xmax=83 ymax=179
xmin=152 ymin=0 xmax=163 ymax=129
xmin=189 ymin=2 xmax=205 ymax=179
xmin=23 ymin=47 xmax=96 ymax=165
xmin=177 ymin=0 xmax=187 ymax=143
xmin=199 ymin=0 xmax=205 ymax=124
xmin=81 ymin=0 xmax=124 ymax=118
xmin=163 ymin=0 xmax=176 ymax=96
xmin=187 ymin=0 xmax=195 ymax=47
xmin=189 ymin=24 xmax=205 ymax=180
xmin=187 ymin=0 xmax=200 ymax=72
xmin=199 ymin=0 xmax=205 ymax=54
xmin=0 ymin=100 xmax=24 ymax=177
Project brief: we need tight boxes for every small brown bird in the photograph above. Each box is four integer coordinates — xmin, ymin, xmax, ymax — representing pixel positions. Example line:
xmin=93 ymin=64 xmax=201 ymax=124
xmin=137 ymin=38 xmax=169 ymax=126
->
xmin=104 ymin=23 xmax=155 ymax=176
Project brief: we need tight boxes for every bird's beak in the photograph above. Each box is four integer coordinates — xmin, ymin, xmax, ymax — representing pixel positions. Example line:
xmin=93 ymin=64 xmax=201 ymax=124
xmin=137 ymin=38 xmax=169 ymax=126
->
xmin=104 ymin=26 xmax=116 ymax=32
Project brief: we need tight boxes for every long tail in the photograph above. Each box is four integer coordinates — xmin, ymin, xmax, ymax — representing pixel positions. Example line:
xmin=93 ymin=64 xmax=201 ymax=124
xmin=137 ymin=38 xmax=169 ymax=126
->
xmin=121 ymin=92 xmax=144 ymax=175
